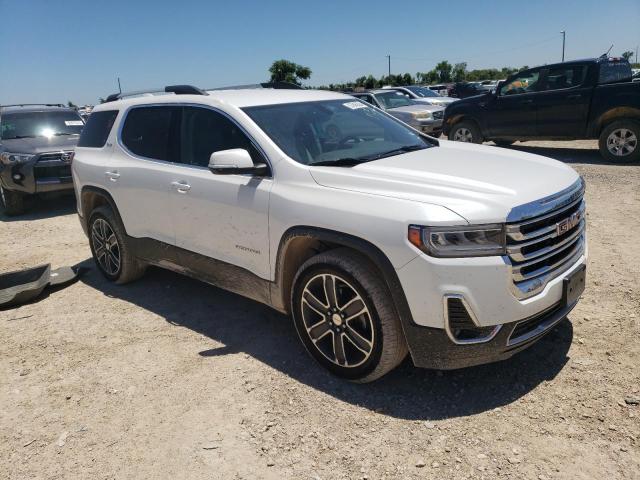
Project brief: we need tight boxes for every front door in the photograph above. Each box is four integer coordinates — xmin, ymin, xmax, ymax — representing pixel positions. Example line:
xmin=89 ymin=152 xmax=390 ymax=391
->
xmin=169 ymin=106 xmax=272 ymax=279
xmin=485 ymin=69 xmax=542 ymax=138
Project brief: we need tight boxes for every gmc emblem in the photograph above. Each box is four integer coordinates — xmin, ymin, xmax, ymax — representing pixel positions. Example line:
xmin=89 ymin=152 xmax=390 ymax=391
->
xmin=556 ymin=210 xmax=582 ymax=236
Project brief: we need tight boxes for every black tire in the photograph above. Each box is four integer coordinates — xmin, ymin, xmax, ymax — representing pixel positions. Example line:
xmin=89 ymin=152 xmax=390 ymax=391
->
xmin=448 ymin=121 xmax=482 ymax=144
xmin=88 ymin=206 xmax=146 ymax=284
xmin=291 ymin=248 xmax=408 ymax=383
xmin=0 ymin=185 xmax=26 ymax=216
xmin=598 ymin=119 xmax=640 ymax=164
xmin=492 ymin=139 xmax=514 ymax=147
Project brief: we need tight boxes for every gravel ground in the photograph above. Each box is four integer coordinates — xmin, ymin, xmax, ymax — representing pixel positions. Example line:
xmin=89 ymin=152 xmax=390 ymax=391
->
xmin=1 ymin=140 xmax=639 ymax=480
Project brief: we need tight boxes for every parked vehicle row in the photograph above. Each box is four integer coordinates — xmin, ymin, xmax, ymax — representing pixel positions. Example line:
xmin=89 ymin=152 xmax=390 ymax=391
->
xmin=443 ymin=56 xmax=640 ymax=163
xmin=349 ymin=89 xmax=445 ymax=136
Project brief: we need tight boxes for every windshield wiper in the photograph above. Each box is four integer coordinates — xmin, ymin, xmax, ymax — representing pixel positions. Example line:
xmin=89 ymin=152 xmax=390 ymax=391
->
xmin=52 ymin=132 xmax=78 ymax=136
xmin=3 ymin=135 xmax=37 ymax=139
xmin=309 ymin=158 xmax=369 ymax=167
xmin=369 ymin=144 xmax=427 ymax=160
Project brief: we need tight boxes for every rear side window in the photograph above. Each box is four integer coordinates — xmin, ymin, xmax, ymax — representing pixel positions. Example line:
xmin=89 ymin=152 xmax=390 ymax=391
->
xmin=599 ymin=60 xmax=632 ymax=84
xmin=77 ymin=110 xmax=118 ymax=148
xmin=543 ymin=65 xmax=587 ymax=91
xmin=121 ymin=106 xmax=181 ymax=161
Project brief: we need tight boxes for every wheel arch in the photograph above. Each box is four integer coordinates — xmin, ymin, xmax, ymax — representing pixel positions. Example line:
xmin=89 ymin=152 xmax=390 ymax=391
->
xmin=447 ymin=114 xmax=484 ymax=138
xmin=79 ymin=186 xmax=126 ymax=235
xmin=592 ymin=107 xmax=640 ymax=136
xmin=272 ymin=226 xmax=416 ymax=326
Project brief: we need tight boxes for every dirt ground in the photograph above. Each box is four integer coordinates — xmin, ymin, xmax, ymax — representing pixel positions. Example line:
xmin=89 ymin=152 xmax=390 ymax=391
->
xmin=1 ymin=140 xmax=639 ymax=480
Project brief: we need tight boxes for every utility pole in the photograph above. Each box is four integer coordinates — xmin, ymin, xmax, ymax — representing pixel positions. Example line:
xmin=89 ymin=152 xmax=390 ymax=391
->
xmin=386 ymin=55 xmax=391 ymax=79
xmin=560 ymin=31 xmax=566 ymax=62
xmin=636 ymin=45 xmax=639 ymax=64
xmin=117 ymin=77 xmax=122 ymax=94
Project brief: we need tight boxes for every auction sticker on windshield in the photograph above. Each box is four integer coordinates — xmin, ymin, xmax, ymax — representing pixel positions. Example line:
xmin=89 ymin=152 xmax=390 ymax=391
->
xmin=343 ymin=101 xmax=368 ymax=110
xmin=65 ymin=120 xmax=84 ymax=126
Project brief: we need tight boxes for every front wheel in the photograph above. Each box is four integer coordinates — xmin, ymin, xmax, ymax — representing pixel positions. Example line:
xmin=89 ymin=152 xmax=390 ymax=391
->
xmin=291 ymin=249 xmax=408 ymax=383
xmin=598 ymin=120 xmax=640 ymax=163
xmin=448 ymin=121 xmax=482 ymax=144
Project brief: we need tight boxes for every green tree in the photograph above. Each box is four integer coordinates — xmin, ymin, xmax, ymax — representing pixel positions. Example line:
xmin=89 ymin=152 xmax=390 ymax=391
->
xmin=434 ymin=60 xmax=453 ymax=83
xmin=622 ymin=51 xmax=634 ymax=61
xmin=268 ymin=59 xmax=312 ymax=85
xmin=67 ymin=100 xmax=77 ymax=108
xmin=452 ymin=62 xmax=467 ymax=82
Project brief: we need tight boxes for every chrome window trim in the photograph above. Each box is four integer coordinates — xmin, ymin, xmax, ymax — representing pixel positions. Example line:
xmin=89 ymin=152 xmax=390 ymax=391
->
xmin=443 ymin=294 xmax=502 ymax=345
xmin=506 ymin=177 xmax=585 ymax=223
xmin=115 ymin=102 xmax=273 ymax=176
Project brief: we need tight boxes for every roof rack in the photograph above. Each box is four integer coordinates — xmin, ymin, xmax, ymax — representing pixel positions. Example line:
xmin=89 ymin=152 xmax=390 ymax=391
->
xmin=103 ymin=85 xmax=208 ymax=103
xmin=208 ymin=81 xmax=303 ymax=91
xmin=0 ymin=103 xmax=65 ymax=108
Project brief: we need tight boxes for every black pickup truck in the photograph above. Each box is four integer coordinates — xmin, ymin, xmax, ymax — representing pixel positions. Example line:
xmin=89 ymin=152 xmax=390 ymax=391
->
xmin=443 ymin=57 xmax=640 ymax=163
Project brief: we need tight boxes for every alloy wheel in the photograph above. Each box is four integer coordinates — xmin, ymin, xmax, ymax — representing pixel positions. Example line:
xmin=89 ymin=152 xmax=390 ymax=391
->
xmin=453 ymin=127 xmax=473 ymax=142
xmin=607 ymin=128 xmax=637 ymax=157
xmin=300 ymin=273 xmax=375 ymax=368
xmin=0 ymin=185 xmax=5 ymax=207
xmin=91 ymin=218 xmax=121 ymax=276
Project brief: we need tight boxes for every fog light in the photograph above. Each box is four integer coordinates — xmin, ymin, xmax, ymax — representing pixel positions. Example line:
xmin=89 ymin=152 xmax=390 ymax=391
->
xmin=13 ymin=173 xmax=24 ymax=181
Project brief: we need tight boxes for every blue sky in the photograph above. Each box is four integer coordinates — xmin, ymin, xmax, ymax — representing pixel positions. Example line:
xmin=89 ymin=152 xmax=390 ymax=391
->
xmin=1 ymin=0 xmax=639 ymax=105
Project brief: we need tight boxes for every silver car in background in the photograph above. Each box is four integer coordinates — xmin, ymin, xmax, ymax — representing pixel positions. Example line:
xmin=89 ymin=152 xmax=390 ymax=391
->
xmin=351 ymin=89 xmax=444 ymax=136
xmin=382 ymin=85 xmax=458 ymax=107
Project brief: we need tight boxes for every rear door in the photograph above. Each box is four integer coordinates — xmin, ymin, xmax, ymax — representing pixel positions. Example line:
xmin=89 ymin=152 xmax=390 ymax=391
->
xmin=534 ymin=64 xmax=591 ymax=138
xmin=485 ymin=68 xmax=542 ymax=138
xmin=109 ymin=105 xmax=181 ymax=246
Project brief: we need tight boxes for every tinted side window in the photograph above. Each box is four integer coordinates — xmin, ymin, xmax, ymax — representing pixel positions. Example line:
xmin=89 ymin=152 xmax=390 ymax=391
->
xmin=121 ymin=106 xmax=180 ymax=162
xmin=599 ymin=60 xmax=632 ymax=84
xmin=543 ymin=65 xmax=587 ymax=91
xmin=78 ymin=110 xmax=118 ymax=148
xmin=180 ymin=107 xmax=262 ymax=167
xmin=500 ymin=70 xmax=541 ymax=95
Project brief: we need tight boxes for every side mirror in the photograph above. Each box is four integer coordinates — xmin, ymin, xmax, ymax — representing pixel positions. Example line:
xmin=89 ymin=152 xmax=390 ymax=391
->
xmin=208 ymin=148 xmax=268 ymax=176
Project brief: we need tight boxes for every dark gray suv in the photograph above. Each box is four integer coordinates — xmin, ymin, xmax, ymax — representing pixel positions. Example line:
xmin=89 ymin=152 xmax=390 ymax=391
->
xmin=0 ymin=104 xmax=84 ymax=215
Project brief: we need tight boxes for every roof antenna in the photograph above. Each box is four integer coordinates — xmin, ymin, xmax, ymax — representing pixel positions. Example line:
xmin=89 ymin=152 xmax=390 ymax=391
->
xmin=600 ymin=44 xmax=614 ymax=58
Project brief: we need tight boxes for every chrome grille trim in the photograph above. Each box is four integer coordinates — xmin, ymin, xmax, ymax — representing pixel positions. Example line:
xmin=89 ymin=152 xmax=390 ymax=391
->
xmin=505 ymin=178 xmax=586 ymax=300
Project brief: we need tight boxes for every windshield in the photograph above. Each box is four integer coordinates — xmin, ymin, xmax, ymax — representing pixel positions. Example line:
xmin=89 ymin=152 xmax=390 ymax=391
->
xmin=0 ymin=111 xmax=84 ymax=140
xmin=405 ymin=86 xmax=440 ymax=98
xmin=243 ymin=99 xmax=433 ymax=166
xmin=374 ymin=91 xmax=414 ymax=109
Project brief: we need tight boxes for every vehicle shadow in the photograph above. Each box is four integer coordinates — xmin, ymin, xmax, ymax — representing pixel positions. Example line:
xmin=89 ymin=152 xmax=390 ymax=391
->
xmin=495 ymin=143 xmax=607 ymax=165
xmin=0 ymin=193 xmax=76 ymax=222
xmin=79 ymin=262 xmax=573 ymax=421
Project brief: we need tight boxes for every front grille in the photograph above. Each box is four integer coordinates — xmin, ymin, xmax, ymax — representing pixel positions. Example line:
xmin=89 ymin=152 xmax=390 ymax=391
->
xmin=506 ymin=180 xmax=586 ymax=299
xmin=433 ymin=110 xmax=444 ymax=120
xmin=34 ymin=151 xmax=73 ymax=181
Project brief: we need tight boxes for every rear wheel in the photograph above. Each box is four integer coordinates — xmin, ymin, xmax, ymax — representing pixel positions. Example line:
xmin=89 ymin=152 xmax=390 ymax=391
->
xmin=291 ymin=249 xmax=408 ymax=383
xmin=0 ymin=185 xmax=25 ymax=216
xmin=598 ymin=120 xmax=640 ymax=163
xmin=448 ymin=121 xmax=482 ymax=144
xmin=88 ymin=206 xmax=146 ymax=284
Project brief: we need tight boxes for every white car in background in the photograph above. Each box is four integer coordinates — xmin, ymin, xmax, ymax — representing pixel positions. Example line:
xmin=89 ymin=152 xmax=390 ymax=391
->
xmin=72 ymin=84 xmax=587 ymax=382
xmin=382 ymin=85 xmax=458 ymax=106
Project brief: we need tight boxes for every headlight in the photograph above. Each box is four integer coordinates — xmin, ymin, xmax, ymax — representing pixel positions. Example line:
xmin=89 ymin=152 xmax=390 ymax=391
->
xmin=408 ymin=224 xmax=506 ymax=257
xmin=0 ymin=152 xmax=35 ymax=165
xmin=411 ymin=111 xmax=432 ymax=120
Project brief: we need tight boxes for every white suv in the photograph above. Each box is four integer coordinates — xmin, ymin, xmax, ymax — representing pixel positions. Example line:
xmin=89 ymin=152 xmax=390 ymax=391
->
xmin=72 ymin=85 xmax=587 ymax=382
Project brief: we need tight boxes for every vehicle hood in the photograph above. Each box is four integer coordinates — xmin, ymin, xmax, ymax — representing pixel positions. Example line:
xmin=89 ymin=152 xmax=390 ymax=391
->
xmin=0 ymin=136 xmax=79 ymax=154
xmin=413 ymin=97 xmax=458 ymax=105
xmin=452 ymin=91 xmax=493 ymax=106
xmin=386 ymin=104 xmax=432 ymax=114
xmin=309 ymin=140 xmax=580 ymax=223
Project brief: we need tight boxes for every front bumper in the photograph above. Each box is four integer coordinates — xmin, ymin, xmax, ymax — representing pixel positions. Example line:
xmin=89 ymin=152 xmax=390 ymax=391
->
xmin=404 ymin=299 xmax=577 ymax=369
xmin=0 ymin=156 xmax=74 ymax=194
xmin=413 ymin=118 xmax=443 ymax=135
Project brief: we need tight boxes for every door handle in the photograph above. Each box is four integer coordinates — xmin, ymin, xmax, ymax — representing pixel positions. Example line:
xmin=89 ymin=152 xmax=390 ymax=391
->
xmin=105 ymin=171 xmax=120 ymax=182
xmin=519 ymin=99 xmax=534 ymax=105
xmin=171 ymin=181 xmax=191 ymax=193
xmin=567 ymin=94 xmax=582 ymax=100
